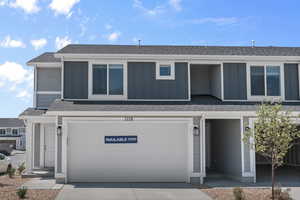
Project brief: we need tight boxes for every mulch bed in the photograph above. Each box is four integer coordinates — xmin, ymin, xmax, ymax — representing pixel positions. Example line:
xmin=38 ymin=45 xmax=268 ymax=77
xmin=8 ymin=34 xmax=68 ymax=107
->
xmin=202 ymin=188 xmax=271 ymax=200
xmin=0 ymin=175 xmax=60 ymax=200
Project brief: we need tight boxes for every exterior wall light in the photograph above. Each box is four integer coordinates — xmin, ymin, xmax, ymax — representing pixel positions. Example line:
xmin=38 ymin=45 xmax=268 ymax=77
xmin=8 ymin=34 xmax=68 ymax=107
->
xmin=57 ymin=126 xmax=62 ymax=136
xmin=245 ymin=126 xmax=250 ymax=131
xmin=193 ymin=125 xmax=200 ymax=136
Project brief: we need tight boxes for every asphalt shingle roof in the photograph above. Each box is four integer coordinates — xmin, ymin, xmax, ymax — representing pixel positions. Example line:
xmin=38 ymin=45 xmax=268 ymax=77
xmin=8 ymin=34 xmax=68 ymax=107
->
xmin=47 ymin=97 xmax=300 ymax=112
xmin=0 ymin=118 xmax=25 ymax=127
xmin=27 ymin=52 xmax=61 ymax=64
xmin=57 ymin=44 xmax=300 ymax=56
xmin=19 ymin=108 xmax=47 ymax=117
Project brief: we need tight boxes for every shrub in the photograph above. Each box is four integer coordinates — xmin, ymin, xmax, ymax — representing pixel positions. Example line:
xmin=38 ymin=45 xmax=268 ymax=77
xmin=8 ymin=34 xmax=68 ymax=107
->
xmin=18 ymin=162 xmax=26 ymax=175
xmin=274 ymin=186 xmax=293 ymax=200
xmin=16 ymin=187 xmax=27 ymax=199
xmin=6 ymin=164 xmax=16 ymax=178
xmin=233 ymin=187 xmax=245 ymax=200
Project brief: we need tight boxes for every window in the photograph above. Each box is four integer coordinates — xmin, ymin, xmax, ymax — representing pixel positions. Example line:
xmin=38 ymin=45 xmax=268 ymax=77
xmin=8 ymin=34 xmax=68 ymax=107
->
xmin=250 ymin=65 xmax=281 ymax=97
xmin=92 ymin=64 xmax=124 ymax=96
xmin=156 ymin=63 xmax=175 ymax=80
xmin=0 ymin=129 xmax=6 ymax=135
xmin=12 ymin=129 xmax=18 ymax=135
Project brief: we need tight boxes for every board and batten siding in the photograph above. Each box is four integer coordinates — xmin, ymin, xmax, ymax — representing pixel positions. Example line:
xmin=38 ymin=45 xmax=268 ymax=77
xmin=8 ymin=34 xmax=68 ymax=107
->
xmin=128 ymin=62 xmax=189 ymax=100
xmin=223 ymin=63 xmax=247 ymax=100
xmin=63 ymin=61 xmax=89 ymax=99
xmin=284 ymin=63 xmax=299 ymax=100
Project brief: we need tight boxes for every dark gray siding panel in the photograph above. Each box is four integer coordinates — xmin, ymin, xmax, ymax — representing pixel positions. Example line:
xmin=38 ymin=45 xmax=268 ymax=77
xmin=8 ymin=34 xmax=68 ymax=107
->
xmin=284 ymin=64 xmax=299 ymax=100
xmin=37 ymin=68 xmax=61 ymax=91
xmin=128 ymin=62 xmax=188 ymax=99
xmin=223 ymin=63 xmax=247 ymax=100
xmin=64 ymin=61 xmax=88 ymax=99
xmin=37 ymin=94 xmax=61 ymax=108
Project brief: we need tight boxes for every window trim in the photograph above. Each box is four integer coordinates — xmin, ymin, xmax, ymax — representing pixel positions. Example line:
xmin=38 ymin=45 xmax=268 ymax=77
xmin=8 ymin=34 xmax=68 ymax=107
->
xmin=156 ymin=62 xmax=175 ymax=80
xmin=0 ymin=129 xmax=6 ymax=135
xmin=12 ymin=129 xmax=18 ymax=135
xmin=88 ymin=60 xmax=127 ymax=100
xmin=247 ymin=63 xmax=285 ymax=101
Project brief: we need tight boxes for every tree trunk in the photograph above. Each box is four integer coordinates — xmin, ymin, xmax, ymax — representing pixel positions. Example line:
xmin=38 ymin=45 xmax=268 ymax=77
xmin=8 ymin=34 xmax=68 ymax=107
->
xmin=271 ymin=162 xmax=275 ymax=200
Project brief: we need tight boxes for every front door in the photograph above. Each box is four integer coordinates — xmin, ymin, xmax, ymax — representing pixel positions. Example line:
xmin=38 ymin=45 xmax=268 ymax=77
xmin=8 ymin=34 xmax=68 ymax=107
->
xmin=44 ymin=124 xmax=55 ymax=168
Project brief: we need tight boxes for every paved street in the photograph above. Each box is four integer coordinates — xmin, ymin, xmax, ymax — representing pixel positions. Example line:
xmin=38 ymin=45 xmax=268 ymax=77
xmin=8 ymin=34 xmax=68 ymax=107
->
xmin=8 ymin=150 xmax=25 ymax=168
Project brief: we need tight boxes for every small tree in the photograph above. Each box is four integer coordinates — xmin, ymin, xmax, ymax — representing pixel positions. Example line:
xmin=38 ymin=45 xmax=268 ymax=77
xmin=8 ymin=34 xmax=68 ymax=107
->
xmin=244 ymin=103 xmax=300 ymax=200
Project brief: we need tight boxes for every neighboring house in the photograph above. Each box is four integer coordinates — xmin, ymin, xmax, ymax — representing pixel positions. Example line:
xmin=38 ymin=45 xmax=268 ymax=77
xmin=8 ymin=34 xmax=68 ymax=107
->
xmin=20 ymin=44 xmax=300 ymax=184
xmin=0 ymin=118 xmax=26 ymax=151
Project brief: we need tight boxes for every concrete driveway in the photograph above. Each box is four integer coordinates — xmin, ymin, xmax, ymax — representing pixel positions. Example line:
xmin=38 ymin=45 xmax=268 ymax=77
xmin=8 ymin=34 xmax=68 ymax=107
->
xmin=56 ymin=183 xmax=212 ymax=200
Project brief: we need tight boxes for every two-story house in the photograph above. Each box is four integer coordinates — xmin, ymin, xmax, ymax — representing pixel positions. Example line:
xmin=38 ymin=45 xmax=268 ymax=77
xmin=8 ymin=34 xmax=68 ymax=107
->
xmin=20 ymin=44 xmax=300 ymax=184
xmin=0 ymin=118 xmax=26 ymax=152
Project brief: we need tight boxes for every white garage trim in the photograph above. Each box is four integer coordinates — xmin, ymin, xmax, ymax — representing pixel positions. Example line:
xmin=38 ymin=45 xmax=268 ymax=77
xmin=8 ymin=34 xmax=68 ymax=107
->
xmin=62 ymin=117 xmax=194 ymax=183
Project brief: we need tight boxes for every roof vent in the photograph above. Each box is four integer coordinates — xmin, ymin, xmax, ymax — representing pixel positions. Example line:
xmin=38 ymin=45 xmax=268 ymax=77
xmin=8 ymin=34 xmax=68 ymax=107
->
xmin=251 ymin=40 xmax=256 ymax=48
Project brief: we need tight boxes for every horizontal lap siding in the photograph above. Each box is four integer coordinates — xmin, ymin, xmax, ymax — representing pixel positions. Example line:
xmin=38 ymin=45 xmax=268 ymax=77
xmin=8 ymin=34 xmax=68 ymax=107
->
xmin=223 ymin=63 xmax=247 ymax=100
xmin=128 ymin=62 xmax=188 ymax=99
xmin=37 ymin=68 xmax=61 ymax=91
xmin=284 ymin=64 xmax=299 ymax=100
xmin=63 ymin=61 xmax=88 ymax=99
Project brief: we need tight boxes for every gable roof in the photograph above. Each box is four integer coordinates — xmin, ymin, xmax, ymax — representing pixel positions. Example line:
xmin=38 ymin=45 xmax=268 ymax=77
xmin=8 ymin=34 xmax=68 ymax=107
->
xmin=56 ymin=44 xmax=300 ymax=57
xmin=0 ymin=118 xmax=25 ymax=128
xmin=27 ymin=52 xmax=61 ymax=64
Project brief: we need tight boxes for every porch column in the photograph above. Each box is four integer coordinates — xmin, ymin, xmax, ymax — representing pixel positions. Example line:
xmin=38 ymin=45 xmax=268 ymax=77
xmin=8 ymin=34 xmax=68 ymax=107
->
xmin=25 ymin=121 xmax=33 ymax=172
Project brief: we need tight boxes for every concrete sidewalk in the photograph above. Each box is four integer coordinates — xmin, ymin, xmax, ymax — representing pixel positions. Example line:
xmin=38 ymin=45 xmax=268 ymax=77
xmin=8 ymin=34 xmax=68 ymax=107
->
xmin=56 ymin=183 xmax=212 ymax=200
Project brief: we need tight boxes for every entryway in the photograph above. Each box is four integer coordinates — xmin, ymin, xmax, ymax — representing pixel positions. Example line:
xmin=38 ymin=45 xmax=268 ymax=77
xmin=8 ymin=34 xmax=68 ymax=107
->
xmin=42 ymin=124 xmax=55 ymax=168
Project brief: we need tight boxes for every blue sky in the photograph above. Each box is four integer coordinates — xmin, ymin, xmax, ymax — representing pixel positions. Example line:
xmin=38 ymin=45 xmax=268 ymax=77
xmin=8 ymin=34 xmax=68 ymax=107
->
xmin=0 ymin=0 xmax=300 ymax=117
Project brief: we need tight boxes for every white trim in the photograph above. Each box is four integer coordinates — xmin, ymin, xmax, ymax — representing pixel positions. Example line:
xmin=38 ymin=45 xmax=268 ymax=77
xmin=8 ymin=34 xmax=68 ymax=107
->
xmin=187 ymin=62 xmax=191 ymax=101
xmin=36 ymin=91 xmax=61 ymax=95
xmin=298 ymin=64 xmax=300 ymax=99
xmin=40 ymin=124 xmax=45 ymax=168
xmin=220 ymin=63 xmax=224 ymax=100
xmin=246 ymin=63 xmax=284 ymax=101
xmin=61 ymin=57 xmax=64 ymax=100
xmin=33 ymin=65 xmax=37 ymax=108
xmin=240 ymin=117 xmax=246 ymax=177
xmin=88 ymin=61 xmax=128 ymax=100
xmin=27 ymin=62 xmax=61 ymax=67
xmin=46 ymin=111 xmax=257 ymax=117
xmin=155 ymin=62 xmax=175 ymax=80
xmin=200 ymin=117 xmax=206 ymax=177
xmin=55 ymin=53 xmax=300 ymax=62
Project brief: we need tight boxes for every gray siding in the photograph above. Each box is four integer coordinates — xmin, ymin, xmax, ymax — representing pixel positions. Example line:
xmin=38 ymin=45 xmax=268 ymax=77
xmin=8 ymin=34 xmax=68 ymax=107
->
xmin=210 ymin=119 xmax=242 ymax=178
xmin=64 ymin=61 xmax=88 ymax=99
xmin=37 ymin=94 xmax=61 ymax=108
xmin=34 ymin=124 xmax=40 ymax=168
xmin=37 ymin=68 xmax=61 ymax=91
xmin=193 ymin=117 xmax=201 ymax=173
xmin=128 ymin=62 xmax=188 ymax=99
xmin=284 ymin=63 xmax=299 ymax=100
xmin=223 ymin=63 xmax=247 ymax=100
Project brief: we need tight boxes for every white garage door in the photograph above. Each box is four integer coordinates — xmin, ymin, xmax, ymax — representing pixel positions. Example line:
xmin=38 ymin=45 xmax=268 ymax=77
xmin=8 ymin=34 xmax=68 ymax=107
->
xmin=67 ymin=119 xmax=189 ymax=182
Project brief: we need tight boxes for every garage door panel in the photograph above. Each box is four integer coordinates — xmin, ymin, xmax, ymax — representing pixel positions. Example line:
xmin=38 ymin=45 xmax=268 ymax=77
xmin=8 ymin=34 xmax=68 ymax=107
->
xmin=67 ymin=120 xmax=188 ymax=182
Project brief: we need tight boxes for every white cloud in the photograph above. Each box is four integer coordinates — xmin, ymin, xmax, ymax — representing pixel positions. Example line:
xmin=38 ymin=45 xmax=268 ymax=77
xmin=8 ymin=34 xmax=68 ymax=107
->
xmin=49 ymin=0 xmax=80 ymax=16
xmin=0 ymin=61 xmax=33 ymax=100
xmin=0 ymin=62 xmax=31 ymax=84
xmin=169 ymin=0 xmax=181 ymax=11
xmin=107 ymin=32 xmax=121 ymax=42
xmin=16 ymin=90 xmax=31 ymax=98
xmin=10 ymin=0 xmax=40 ymax=14
xmin=31 ymin=38 xmax=47 ymax=50
xmin=55 ymin=36 xmax=72 ymax=50
xmin=133 ymin=0 xmax=164 ymax=16
xmin=189 ymin=17 xmax=238 ymax=26
xmin=0 ymin=36 xmax=25 ymax=48
xmin=0 ymin=0 xmax=8 ymax=6
xmin=105 ymin=24 xmax=112 ymax=30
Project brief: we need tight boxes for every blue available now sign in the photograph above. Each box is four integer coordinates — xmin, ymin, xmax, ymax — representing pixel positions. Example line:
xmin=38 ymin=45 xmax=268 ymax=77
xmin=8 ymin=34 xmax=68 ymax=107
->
xmin=105 ymin=136 xmax=138 ymax=144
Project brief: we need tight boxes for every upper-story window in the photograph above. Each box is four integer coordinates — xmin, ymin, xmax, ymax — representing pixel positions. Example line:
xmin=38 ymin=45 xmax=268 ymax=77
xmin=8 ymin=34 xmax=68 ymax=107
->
xmin=156 ymin=62 xmax=175 ymax=80
xmin=0 ymin=129 xmax=6 ymax=135
xmin=89 ymin=62 xmax=127 ymax=100
xmin=12 ymin=129 xmax=18 ymax=135
xmin=248 ymin=64 xmax=283 ymax=100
